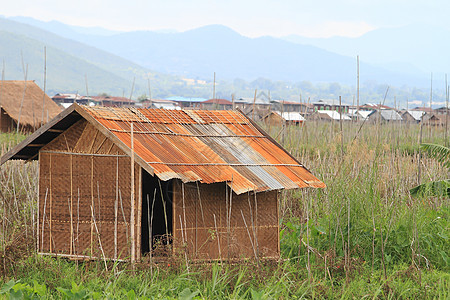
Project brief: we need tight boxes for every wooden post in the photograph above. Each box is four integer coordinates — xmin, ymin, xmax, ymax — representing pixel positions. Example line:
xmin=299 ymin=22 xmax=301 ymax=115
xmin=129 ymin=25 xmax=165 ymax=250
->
xmin=17 ymin=62 xmax=28 ymax=134
xmin=357 ymin=55 xmax=360 ymax=122
xmin=130 ymin=122 xmax=136 ymax=264
xmin=36 ymin=153 xmax=40 ymax=252
xmin=445 ymin=75 xmax=449 ymax=147
xmin=114 ymin=157 xmax=119 ymax=260
xmin=90 ymin=155 xmax=94 ymax=256
xmin=137 ymin=168 xmax=142 ymax=260
xmin=147 ymin=75 xmax=152 ymax=106
xmin=41 ymin=47 xmax=47 ymax=127
xmin=252 ymin=89 xmax=257 ymax=121
xmin=70 ymin=154 xmax=74 ymax=255
xmin=49 ymin=153 xmax=52 ymax=253
xmin=339 ymin=96 xmax=344 ymax=158
xmin=41 ymin=188 xmax=48 ymax=253
xmin=213 ymin=72 xmax=216 ymax=109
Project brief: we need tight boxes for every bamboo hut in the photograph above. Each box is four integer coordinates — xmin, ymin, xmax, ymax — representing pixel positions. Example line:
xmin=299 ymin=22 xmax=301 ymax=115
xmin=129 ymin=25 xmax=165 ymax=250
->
xmin=1 ymin=104 xmax=325 ymax=261
xmin=0 ymin=80 xmax=61 ymax=132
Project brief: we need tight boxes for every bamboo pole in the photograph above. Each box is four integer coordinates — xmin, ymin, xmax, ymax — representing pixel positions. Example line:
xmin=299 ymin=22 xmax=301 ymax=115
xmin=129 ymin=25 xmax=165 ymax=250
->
xmin=357 ymin=55 xmax=360 ymax=122
xmin=429 ymin=72 xmax=433 ymax=139
xmin=97 ymin=182 xmax=101 ymax=233
xmin=146 ymin=194 xmax=151 ymax=263
xmin=41 ymin=188 xmax=48 ymax=252
xmin=160 ymin=179 xmax=169 ymax=246
xmin=17 ymin=64 xmax=28 ymax=134
xmin=213 ymin=72 xmax=216 ymax=108
xmin=306 ymin=192 xmax=311 ymax=281
xmin=41 ymin=47 xmax=47 ymax=127
xmin=225 ymin=183 xmax=229 ymax=258
xmin=76 ymin=188 xmax=80 ymax=259
xmin=228 ymin=178 xmax=233 ymax=259
xmin=179 ymin=215 xmax=189 ymax=270
xmin=36 ymin=154 xmax=40 ymax=253
xmin=70 ymin=154 xmax=74 ymax=255
xmin=85 ymin=74 xmax=89 ymax=99
xmin=67 ymin=198 xmax=74 ymax=256
xmin=150 ymin=190 xmax=156 ymax=266
xmin=418 ymin=110 xmax=424 ymax=185
xmin=248 ymin=193 xmax=259 ymax=256
xmin=339 ymin=96 xmax=344 ymax=158
xmin=240 ymin=209 xmax=258 ymax=261
xmin=445 ymin=75 xmax=448 ymax=147
xmin=213 ymin=214 xmax=221 ymax=261
xmin=90 ymin=205 xmax=108 ymax=271
xmin=130 ymin=122 xmax=136 ymax=264
xmin=129 ymin=77 xmax=136 ymax=103
xmin=137 ymin=168 xmax=142 ymax=260
xmin=252 ymin=89 xmax=257 ymax=121
xmin=49 ymin=154 xmax=53 ymax=253
xmin=147 ymin=74 xmax=152 ymax=106
xmin=114 ymin=157 xmax=118 ymax=260
xmin=90 ymin=155 xmax=94 ymax=256
xmin=254 ymin=192 xmax=259 ymax=256
xmin=180 ymin=182 xmax=187 ymax=250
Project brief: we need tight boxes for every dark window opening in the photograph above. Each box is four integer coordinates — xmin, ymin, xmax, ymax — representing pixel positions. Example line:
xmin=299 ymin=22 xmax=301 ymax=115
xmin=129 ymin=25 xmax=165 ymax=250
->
xmin=141 ymin=169 xmax=173 ymax=256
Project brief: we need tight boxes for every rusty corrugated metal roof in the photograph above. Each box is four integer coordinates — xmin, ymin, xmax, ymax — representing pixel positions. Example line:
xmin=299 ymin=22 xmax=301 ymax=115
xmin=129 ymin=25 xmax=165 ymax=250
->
xmin=0 ymin=104 xmax=325 ymax=194
xmin=82 ymin=106 xmax=325 ymax=194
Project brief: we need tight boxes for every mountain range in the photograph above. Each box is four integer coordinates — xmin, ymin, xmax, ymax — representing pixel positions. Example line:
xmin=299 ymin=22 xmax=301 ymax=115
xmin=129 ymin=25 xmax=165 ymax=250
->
xmin=0 ymin=16 xmax=447 ymax=104
xmin=282 ymin=24 xmax=450 ymax=77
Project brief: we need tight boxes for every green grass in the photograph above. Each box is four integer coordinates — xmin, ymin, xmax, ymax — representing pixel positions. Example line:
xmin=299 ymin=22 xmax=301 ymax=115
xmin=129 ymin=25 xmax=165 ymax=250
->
xmin=1 ymin=257 xmax=448 ymax=299
xmin=0 ymin=121 xmax=449 ymax=299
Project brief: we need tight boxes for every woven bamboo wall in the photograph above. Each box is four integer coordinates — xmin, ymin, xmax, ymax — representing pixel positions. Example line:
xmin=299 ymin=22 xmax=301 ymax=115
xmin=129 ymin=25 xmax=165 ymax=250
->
xmin=38 ymin=119 xmax=140 ymax=260
xmin=172 ymin=180 xmax=279 ymax=260
xmin=1 ymin=109 xmax=16 ymax=133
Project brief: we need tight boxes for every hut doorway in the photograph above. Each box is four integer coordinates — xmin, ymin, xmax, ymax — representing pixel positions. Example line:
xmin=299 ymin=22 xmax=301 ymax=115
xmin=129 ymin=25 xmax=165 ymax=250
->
xmin=141 ymin=170 xmax=173 ymax=256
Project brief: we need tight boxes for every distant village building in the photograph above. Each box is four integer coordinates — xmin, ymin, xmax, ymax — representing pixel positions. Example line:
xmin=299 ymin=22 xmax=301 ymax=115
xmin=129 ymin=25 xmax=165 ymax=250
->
xmin=347 ymin=109 xmax=372 ymax=121
xmin=139 ymin=99 xmax=180 ymax=110
xmin=410 ymin=106 xmax=433 ymax=113
xmin=91 ymin=96 xmax=135 ymax=107
xmin=401 ymin=110 xmax=425 ymax=123
xmin=271 ymin=100 xmax=311 ymax=113
xmin=52 ymin=93 xmax=98 ymax=108
xmin=165 ymin=96 xmax=207 ymax=108
xmin=312 ymin=99 xmax=350 ymax=113
xmin=309 ymin=110 xmax=351 ymax=122
xmin=201 ymin=99 xmax=233 ymax=110
xmin=423 ymin=113 xmax=445 ymax=126
xmin=264 ymin=111 xmax=305 ymax=126
xmin=367 ymin=109 xmax=403 ymax=123
xmin=360 ymin=103 xmax=393 ymax=111
xmin=0 ymin=80 xmax=61 ymax=133
xmin=434 ymin=105 xmax=449 ymax=115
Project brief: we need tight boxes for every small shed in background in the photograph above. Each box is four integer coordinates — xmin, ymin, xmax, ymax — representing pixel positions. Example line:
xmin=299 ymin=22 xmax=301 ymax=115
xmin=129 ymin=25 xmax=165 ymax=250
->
xmin=308 ymin=110 xmax=351 ymax=122
xmin=1 ymin=104 xmax=325 ymax=261
xmin=264 ymin=111 xmax=305 ymax=126
xmin=423 ymin=113 xmax=444 ymax=126
xmin=367 ymin=109 xmax=403 ymax=123
xmin=0 ymin=80 xmax=61 ymax=133
xmin=401 ymin=110 xmax=425 ymax=123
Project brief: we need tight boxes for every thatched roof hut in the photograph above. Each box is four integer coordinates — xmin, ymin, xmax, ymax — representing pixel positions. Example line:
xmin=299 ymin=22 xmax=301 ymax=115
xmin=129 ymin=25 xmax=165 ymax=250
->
xmin=0 ymin=80 xmax=61 ymax=132
xmin=1 ymin=104 xmax=325 ymax=261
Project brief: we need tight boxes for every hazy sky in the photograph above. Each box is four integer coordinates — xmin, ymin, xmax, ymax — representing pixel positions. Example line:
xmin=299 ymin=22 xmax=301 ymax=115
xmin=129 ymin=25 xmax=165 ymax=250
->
xmin=1 ymin=1 xmax=448 ymax=38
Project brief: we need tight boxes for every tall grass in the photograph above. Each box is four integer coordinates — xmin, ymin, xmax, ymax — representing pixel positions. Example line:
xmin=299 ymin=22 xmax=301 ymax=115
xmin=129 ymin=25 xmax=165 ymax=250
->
xmin=0 ymin=121 xmax=448 ymax=298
